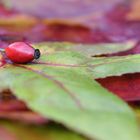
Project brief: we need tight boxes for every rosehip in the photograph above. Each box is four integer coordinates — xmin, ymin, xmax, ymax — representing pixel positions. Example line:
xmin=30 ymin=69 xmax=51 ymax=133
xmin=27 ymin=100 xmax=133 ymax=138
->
xmin=5 ymin=42 xmax=40 ymax=63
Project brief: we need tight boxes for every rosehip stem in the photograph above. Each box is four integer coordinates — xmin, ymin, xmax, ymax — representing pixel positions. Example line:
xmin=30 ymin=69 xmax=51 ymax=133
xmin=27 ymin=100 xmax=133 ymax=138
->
xmin=0 ymin=48 xmax=5 ymax=52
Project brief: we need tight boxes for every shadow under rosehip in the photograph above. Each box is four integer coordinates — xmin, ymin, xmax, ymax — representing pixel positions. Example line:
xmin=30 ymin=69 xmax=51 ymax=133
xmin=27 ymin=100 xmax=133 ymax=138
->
xmin=1 ymin=42 xmax=41 ymax=64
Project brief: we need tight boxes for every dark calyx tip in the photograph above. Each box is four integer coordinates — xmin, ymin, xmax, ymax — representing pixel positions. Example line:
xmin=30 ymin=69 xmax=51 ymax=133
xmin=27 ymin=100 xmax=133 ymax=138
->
xmin=34 ymin=49 xmax=41 ymax=59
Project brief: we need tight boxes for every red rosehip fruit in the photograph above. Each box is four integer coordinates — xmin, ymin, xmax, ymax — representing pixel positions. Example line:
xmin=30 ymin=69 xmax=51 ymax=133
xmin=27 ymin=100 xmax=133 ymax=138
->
xmin=5 ymin=42 xmax=40 ymax=63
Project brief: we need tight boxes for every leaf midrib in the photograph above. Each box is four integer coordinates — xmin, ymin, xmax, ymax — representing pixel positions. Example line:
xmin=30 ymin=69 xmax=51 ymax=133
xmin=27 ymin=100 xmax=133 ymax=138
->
xmin=15 ymin=64 xmax=84 ymax=110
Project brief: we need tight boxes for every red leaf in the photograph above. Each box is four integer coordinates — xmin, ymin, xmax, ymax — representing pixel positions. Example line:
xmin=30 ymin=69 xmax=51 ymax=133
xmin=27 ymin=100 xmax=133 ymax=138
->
xmin=0 ymin=1 xmax=131 ymax=43
xmin=0 ymin=100 xmax=27 ymax=111
xmin=0 ymin=90 xmax=47 ymax=124
xmin=97 ymin=73 xmax=140 ymax=101
xmin=0 ymin=111 xmax=47 ymax=124
xmin=2 ymin=0 xmax=123 ymax=26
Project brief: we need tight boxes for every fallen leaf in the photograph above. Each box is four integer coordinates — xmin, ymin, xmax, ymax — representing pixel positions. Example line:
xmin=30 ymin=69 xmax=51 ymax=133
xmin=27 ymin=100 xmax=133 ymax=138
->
xmin=0 ymin=15 xmax=38 ymax=27
xmin=108 ymin=43 xmax=140 ymax=56
xmin=0 ymin=2 xmax=133 ymax=43
xmin=0 ymin=111 xmax=47 ymax=124
xmin=71 ymin=41 xmax=136 ymax=56
xmin=2 ymin=1 xmax=140 ymax=44
xmin=88 ymin=54 xmax=140 ymax=79
xmin=97 ymin=73 xmax=140 ymax=101
xmin=35 ymin=41 xmax=136 ymax=56
xmin=0 ymin=42 xmax=139 ymax=140
xmin=2 ymin=0 xmax=125 ymax=28
xmin=0 ymin=90 xmax=47 ymax=124
xmin=0 ymin=100 xmax=27 ymax=111
xmin=85 ymin=54 xmax=140 ymax=101
xmin=0 ymin=78 xmax=45 ymax=124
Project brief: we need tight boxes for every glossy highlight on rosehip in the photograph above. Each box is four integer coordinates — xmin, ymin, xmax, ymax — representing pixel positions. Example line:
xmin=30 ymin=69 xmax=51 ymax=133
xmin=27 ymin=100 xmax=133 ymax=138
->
xmin=5 ymin=42 xmax=41 ymax=64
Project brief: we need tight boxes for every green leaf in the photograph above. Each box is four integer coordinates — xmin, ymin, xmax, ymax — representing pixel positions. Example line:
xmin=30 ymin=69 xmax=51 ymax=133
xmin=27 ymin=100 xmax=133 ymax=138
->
xmin=88 ymin=54 xmax=140 ymax=79
xmin=71 ymin=41 xmax=136 ymax=56
xmin=0 ymin=121 xmax=85 ymax=140
xmin=0 ymin=42 xmax=139 ymax=140
xmin=34 ymin=41 xmax=135 ymax=56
